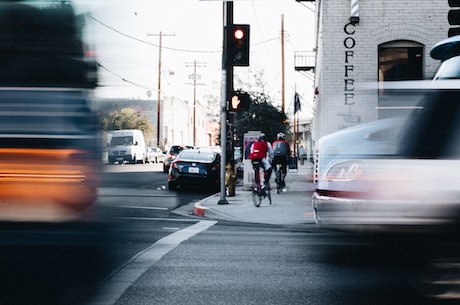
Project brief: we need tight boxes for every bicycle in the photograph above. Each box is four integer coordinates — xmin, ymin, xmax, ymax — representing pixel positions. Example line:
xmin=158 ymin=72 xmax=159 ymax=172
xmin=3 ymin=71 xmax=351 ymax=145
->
xmin=251 ymin=160 xmax=271 ymax=207
xmin=274 ymin=162 xmax=285 ymax=194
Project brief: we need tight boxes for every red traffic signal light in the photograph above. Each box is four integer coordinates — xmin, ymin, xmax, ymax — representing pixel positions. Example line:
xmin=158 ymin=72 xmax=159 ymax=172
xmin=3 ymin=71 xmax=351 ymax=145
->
xmin=227 ymin=24 xmax=250 ymax=67
xmin=234 ymin=29 xmax=245 ymax=40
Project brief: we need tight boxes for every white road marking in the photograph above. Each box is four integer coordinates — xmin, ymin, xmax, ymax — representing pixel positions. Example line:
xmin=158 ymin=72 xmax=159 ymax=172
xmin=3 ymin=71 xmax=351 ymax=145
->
xmin=118 ymin=205 xmax=169 ymax=211
xmin=114 ymin=217 xmax=198 ymax=222
xmin=162 ymin=227 xmax=180 ymax=231
xmin=87 ymin=220 xmax=217 ymax=305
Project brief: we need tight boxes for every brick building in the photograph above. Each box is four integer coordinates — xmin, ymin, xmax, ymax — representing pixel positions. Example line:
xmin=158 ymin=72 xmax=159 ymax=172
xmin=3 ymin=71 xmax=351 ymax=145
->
xmin=312 ymin=0 xmax=450 ymax=141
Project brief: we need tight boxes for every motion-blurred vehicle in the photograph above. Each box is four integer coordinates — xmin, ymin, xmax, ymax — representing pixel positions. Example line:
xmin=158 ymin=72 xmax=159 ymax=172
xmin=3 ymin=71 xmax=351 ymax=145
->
xmin=0 ymin=0 xmax=99 ymax=222
xmin=168 ymin=148 xmax=221 ymax=191
xmin=146 ymin=147 xmax=165 ymax=163
xmin=108 ymin=129 xmax=146 ymax=164
xmin=163 ymin=144 xmax=194 ymax=173
xmin=313 ymin=37 xmax=460 ymax=233
xmin=312 ymin=117 xmax=404 ymax=184
xmin=313 ymin=86 xmax=460 ymax=233
xmin=0 ymin=2 xmax=111 ymax=305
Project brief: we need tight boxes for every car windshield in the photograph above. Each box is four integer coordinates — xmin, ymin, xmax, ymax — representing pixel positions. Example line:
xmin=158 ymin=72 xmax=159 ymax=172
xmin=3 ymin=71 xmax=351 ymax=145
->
xmin=110 ymin=136 xmax=133 ymax=146
xmin=178 ymin=150 xmax=216 ymax=162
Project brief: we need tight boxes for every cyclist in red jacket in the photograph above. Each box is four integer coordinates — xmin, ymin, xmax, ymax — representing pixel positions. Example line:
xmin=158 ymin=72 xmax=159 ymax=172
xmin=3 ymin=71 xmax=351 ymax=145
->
xmin=249 ymin=134 xmax=273 ymax=188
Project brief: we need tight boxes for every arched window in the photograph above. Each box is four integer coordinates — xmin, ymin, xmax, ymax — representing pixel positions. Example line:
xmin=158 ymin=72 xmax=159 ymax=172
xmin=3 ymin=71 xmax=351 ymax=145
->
xmin=377 ymin=41 xmax=424 ymax=119
xmin=378 ymin=41 xmax=424 ymax=81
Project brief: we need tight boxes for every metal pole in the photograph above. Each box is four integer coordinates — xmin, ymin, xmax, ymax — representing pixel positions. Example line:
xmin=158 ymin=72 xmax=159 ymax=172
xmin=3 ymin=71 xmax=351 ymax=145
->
xmin=193 ymin=60 xmax=197 ymax=146
xmin=218 ymin=1 xmax=232 ymax=205
xmin=157 ymin=32 xmax=162 ymax=147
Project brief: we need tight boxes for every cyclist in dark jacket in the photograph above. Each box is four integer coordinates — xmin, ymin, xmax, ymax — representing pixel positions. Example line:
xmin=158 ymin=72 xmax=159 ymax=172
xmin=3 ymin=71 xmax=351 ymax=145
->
xmin=272 ymin=132 xmax=291 ymax=186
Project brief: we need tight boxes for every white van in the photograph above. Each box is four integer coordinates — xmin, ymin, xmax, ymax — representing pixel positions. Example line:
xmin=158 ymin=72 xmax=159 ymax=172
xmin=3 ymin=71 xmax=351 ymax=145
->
xmin=108 ymin=129 xmax=146 ymax=164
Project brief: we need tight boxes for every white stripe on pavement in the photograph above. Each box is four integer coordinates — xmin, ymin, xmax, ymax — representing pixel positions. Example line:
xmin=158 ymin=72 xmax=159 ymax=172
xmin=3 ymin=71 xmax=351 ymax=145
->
xmin=87 ymin=220 xmax=218 ymax=305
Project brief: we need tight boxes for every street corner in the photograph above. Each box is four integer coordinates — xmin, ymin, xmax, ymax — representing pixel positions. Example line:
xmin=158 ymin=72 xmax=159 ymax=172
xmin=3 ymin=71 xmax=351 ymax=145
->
xmin=193 ymin=201 xmax=207 ymax=217
xmin=192 ymin=193 xmax=224 ymax=218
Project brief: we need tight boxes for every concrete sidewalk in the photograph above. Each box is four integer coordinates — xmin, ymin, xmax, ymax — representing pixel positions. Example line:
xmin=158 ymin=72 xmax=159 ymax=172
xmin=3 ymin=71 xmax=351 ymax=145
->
xmin=173 ymin=162 xmax=317 ymax=226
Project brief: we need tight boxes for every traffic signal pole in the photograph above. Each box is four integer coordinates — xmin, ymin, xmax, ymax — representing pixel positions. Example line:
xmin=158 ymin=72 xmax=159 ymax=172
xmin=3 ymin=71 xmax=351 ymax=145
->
xmin=218 ymin=1 xmax=233 ymax=205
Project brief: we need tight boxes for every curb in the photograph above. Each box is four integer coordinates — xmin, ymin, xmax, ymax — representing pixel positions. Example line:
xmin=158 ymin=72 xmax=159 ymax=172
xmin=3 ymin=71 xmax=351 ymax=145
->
xmin=193 ymin=202 xmax=208 ymax=217
xmin=193 ymin=193 xmax=220 ymax=217
xmin=192 ymin=193 xmax=242 ymax=221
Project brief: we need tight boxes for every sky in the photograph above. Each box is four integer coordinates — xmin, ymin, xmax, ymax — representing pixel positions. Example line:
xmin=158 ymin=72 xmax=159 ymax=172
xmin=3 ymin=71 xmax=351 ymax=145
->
xmin=76 ymin=0 xmax=316 ymax=121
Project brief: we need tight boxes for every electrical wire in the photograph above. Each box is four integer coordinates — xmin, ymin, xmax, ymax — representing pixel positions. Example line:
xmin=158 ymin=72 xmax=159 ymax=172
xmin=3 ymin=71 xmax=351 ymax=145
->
xmin=97 ymin=62 xmax=154 ymax=90
xmin=89 ymin=16 xmax=220 ymax=54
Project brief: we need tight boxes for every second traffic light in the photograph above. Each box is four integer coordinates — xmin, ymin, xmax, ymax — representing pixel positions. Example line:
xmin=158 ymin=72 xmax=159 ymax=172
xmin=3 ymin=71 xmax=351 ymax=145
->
xmin=230 ymin=91 xmax=250 ymax=112
xmin=227 ymin=24 xmax=250 ymax=67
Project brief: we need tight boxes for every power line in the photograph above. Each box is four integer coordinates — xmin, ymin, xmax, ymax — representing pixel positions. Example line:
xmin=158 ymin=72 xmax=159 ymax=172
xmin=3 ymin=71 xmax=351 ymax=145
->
xmin=89 ymin=15 xmax=276 ymax=53
xmin=90 ymin=16 xmax=282 ymax=92
xmin=89 ymin=16 xmax=219 ymax=54
xmin=97 ymin=62 xmax=154 ymax=90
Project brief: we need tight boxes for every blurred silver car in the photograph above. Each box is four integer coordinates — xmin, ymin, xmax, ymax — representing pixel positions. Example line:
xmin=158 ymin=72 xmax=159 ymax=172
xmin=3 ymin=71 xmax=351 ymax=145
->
xmin=313 ymin=86 xmax=460 ymax=233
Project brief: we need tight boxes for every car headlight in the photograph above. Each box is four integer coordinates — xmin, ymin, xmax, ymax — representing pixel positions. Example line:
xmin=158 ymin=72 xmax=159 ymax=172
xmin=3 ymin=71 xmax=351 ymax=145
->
xmin=325 ymin=160 xmax=365 ymax=181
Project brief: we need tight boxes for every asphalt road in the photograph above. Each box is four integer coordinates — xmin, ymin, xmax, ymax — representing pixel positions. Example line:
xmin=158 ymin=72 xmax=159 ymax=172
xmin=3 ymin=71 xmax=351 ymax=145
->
xmin=86 ymin=163 xmax=460 ymax=305
xmin=3 ymin=163 xmax=457 ymax=305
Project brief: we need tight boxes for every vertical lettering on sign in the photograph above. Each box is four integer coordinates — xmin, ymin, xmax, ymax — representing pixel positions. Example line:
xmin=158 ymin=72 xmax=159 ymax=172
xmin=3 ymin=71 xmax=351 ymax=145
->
xmin=343 ymin=22 xmax=356 ymax=106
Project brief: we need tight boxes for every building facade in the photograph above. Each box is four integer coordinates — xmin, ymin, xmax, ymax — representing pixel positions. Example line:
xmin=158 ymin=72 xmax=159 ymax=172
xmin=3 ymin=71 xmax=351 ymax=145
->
xmin=313 ymin=0 xmax=450 ymax=141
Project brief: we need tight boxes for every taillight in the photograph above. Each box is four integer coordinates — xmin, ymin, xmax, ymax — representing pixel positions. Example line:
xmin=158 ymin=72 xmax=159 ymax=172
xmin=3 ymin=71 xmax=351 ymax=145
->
xmin=326 ymin=160 xmax=365 ymax=181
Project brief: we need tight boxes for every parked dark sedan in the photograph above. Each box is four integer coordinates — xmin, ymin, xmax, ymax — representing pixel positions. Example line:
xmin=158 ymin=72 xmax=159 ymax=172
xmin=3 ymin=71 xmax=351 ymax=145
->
xmin=168 ymin=148 xmax=221 ymax=191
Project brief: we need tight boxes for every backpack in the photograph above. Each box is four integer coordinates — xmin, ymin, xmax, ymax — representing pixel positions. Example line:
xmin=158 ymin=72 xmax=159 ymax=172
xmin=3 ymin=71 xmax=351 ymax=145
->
xmin=273 ymin=141 xmax=288 ymax=156
xmin=250 ymin=141 xmax=267 ymax=159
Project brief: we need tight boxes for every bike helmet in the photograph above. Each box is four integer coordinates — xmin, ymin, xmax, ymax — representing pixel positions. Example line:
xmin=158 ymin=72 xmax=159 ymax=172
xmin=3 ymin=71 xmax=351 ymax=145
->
xmin=277 ymin=132 xmax=285 ymax=140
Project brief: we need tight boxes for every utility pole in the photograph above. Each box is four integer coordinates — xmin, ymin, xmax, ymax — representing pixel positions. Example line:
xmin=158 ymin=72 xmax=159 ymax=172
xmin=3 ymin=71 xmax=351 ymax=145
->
xmin=148 ymin=32 xmax=174 ymax=147
xmin=185 ymin=60 xmax=206 ymax=146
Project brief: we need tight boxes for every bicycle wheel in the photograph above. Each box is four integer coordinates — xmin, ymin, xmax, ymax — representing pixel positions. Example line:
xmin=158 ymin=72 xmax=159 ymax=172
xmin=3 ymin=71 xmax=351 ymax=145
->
xmin=252 ymin=182 xmax=261 ymax=207
xmin=276 ymin=168 xmax=282 ymax=194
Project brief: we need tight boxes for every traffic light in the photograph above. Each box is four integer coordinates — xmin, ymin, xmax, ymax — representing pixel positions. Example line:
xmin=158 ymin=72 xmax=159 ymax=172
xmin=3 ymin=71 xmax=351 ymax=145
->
xmin=229 ymin=91 xmax=250 ymax=112
xmin=227 ymin=24 xmax=250 ymax=66
xmin=449 ymin=0 xmax=460 ymax=37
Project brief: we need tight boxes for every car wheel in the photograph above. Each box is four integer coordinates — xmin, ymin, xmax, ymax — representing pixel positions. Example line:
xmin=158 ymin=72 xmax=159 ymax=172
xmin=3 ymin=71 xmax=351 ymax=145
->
xmin=163 ymin=164 xmax=168 ymax=173
xmin=168 ymin=181 xmax=177 ymax=191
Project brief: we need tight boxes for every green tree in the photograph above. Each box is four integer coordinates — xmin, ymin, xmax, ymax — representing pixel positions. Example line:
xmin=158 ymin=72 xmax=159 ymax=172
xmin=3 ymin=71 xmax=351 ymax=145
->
xmin=233 ymin=91 xmax=290 ymax=146
xmin=100 ymin=108 xmax=154 ymax=145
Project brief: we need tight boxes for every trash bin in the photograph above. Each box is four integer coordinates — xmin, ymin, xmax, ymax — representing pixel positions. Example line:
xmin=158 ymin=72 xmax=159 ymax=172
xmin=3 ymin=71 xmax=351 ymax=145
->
xmin=288 ymin=156 xmax=298 ymax=171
